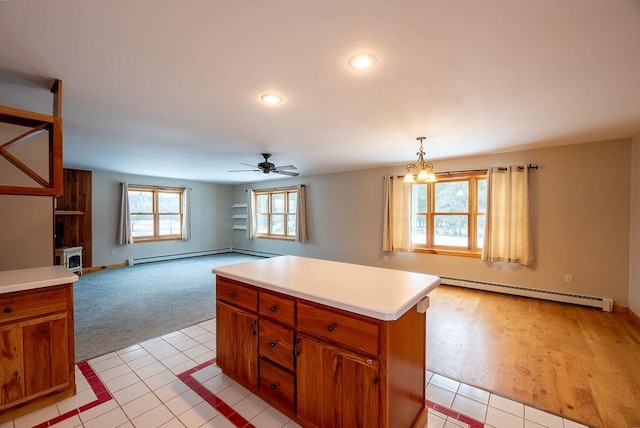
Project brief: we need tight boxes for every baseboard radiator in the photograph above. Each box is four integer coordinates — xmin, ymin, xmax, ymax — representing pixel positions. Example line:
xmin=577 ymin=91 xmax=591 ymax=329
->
xmin=440 ymin=276 xmax=614 ymax=312
xmin=128 ymin=248 xmax=280 ymax=266
xmin=128 ymin=249 xmax=232 ymax=266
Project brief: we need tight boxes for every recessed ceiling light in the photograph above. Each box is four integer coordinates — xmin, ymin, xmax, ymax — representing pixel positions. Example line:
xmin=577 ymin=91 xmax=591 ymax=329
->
xmin=348 ymin=53 xmax=377 ymax=70
xmin=261 ymin=94 xmax=283 ymax=105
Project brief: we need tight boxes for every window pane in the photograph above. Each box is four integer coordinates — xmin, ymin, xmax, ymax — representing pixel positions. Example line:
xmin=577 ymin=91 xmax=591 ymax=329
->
xmin=271 ymin=193 xmax=285 ymax=213
xmin=412 ymin=184 xmax=427 ymax=213
xmin=159 ymin=214 xmax=181 ymax=235
xmin=288 ymin=193 xmax=297 ymax=213
xmin=256 ymin=194 xmax=269 ymax=213
xmin=129 ymin=191 xmax=153 ymax=213
xmin=256 ymin=214 xmax=268 ymax=233
xmin=131 ymin=214 xmax=153 ymax=237
xmin=435 ymin=182 xmax=468 ymax=213
xmin=158 ymin=192 xmax=180 ymax=213
xmin=270 ymin=214 xmax=284 ymax=234
xmin=411 ymin=215 xmax=427 ymax=245
xmin=477 ymin=179 xmax=487 ymax=213
xmin=477 ymin=215 xmax=485 ymax=249
xmin=434 ymin=215 xmax=468 ymax=247
xmin=287 ymin=214 xmax=296 ymax=235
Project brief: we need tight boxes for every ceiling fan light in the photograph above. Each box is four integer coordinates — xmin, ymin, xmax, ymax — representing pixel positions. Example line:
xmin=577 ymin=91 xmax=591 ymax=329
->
xmin=261 ymin=94 xmax=283 ymax=104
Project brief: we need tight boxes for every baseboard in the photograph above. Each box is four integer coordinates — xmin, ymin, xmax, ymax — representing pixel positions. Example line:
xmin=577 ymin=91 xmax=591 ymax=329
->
xmin=441 ymin=276 xmax=614 ymax=312
xmin=83 ymin=262 xmax=127 ymax=274
xmin=630 ymin=308 xmax=640 ymax=326
xmin=229 ymin=248 xmax=280 ymax=258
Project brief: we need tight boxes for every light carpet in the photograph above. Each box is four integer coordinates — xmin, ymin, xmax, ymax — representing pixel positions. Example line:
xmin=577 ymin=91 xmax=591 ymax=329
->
xmin=73 ymin=253 xmax=262 ymax=362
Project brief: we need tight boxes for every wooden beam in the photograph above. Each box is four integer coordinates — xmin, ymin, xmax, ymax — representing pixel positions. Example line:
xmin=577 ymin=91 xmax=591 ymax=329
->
xmin=0 ymin=147 xmax=51 ymax=188
xmin=0 ymin=105 xmax=55 ymax=127
xmin=51 ymin=79 xmax=62 ymax=117
xmin=0 ymin=123 xmax=48 ymax=150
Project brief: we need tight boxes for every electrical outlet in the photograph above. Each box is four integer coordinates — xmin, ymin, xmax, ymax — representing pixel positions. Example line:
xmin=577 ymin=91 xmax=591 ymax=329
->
xmin=565 ymin=274 xmax=573 ymax=283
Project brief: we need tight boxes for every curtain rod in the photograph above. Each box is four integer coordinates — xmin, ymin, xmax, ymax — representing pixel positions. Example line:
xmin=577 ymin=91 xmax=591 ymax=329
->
xmin=395 ymin=164 xmax=538 ymax=179
xmin=245 ymin=184 xmax=305 ymax=192
xmin=121 ymin=183 xmax=189 ymax=190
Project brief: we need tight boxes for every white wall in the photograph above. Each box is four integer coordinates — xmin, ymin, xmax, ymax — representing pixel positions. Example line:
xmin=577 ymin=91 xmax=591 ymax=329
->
xmin=232 ymin=139 xmax=633 ymax=307
xmin=91 ymin=170 xmax=233 ymax=267
xmin=629 ymin=134 xmax=640 ymax=316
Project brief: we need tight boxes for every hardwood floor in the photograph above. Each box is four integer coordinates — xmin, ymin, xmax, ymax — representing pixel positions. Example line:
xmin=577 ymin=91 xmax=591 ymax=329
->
xmin=427 ymin=285 xmax=640 ymax=428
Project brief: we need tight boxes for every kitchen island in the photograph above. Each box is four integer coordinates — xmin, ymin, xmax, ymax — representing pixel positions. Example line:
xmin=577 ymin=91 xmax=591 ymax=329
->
xmin=213 ymin=255 xmax=440 ymax=427
xmin=0 ymin=266 xmax=78 ymax=423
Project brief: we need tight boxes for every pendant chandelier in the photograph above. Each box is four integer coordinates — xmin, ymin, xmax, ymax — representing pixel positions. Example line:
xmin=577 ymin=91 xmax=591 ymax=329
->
xmin=403 ymin=137 xmax=437 ymax=183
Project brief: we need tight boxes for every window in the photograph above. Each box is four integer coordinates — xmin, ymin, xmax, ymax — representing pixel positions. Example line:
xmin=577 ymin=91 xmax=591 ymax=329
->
xmin=254 ymin=188 xmax=297 ymax=240
xmin=128 ymin=185 xmax=184 ymax=241
xmin=410 ymin=172 xmax=487 ymax=256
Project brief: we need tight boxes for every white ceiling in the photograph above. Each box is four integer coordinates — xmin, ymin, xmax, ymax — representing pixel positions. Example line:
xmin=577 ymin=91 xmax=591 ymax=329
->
xmin=1 ymin=0 xmax=639 ymax=184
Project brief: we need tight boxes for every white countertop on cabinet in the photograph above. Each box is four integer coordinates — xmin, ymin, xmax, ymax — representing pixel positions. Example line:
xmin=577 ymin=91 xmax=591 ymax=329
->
xmin=0 ymin=265 xmax=79 ymax=294
xmin=213 ymin=255 xmax=440 ymax=321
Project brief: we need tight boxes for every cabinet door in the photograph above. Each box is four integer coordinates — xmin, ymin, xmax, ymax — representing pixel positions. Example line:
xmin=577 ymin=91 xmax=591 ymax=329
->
xmin=297 ymin=334 xmax=380 ymax=428
xmin=216 ymin=301 xmax=258 ymax=388
xmin=0 ymin=314 xmax=69 ymax=410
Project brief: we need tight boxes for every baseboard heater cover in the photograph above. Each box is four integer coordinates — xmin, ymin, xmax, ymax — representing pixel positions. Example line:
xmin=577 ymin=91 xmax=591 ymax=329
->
xmin=129 ymin=249 xmax=232 ymax=266
xmin=441 ymin=276 xmax=613 ymax=312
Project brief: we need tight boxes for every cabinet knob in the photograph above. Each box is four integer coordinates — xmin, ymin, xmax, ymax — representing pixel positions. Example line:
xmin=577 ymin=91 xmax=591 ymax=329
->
xmin=3 ymin=307 xmax=11 ymax=314
xmin=270 ymin=305 xmax=277 ymax=312
xmin=269 ymin=341 xmax=276 ymax=348
xmin=270 ymin=383 xmax=278 ymax=390
xmin=229 ymin=292 xmax=236 ymax=298
xmin=327 ymin=324 xmax=336 ymax=332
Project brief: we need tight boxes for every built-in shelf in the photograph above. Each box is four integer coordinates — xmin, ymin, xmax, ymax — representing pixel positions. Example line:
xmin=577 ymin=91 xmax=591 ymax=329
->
xmin=54 ymin=210 xmax=84 ymax=215
xmin=231 ymin=203 xmax=247 ymax=208
xmin=232 ymin=214 xmax=247 ymax=219
xmin=232 ymin=225 xmax=247 ymax=230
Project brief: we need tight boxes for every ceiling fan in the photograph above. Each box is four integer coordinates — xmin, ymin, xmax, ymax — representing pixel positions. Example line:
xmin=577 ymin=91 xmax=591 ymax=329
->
xmin=229 ymin=153 xmax=299 ymax=177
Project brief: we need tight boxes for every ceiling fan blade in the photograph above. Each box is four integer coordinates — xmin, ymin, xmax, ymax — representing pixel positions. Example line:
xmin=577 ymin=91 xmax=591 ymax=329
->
xmin=228 ymin=169 xmax=260 ymax=172
xmin=241 ymin=163 xmax=257 ymax=168
xmin=275 ymin=170 xmax=300 ymax=177
xmin=274 ymin=165 xmax=297 ymax=170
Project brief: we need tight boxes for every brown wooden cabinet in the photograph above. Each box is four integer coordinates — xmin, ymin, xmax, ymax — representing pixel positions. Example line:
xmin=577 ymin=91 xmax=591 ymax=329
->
xmin=215 ymin=275 xmax=428 ymax=427
xmin=0 ymin=283 xmax=76 ymax=423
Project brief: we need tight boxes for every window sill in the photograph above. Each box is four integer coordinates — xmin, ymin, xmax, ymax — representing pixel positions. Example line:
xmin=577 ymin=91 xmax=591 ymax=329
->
xmin=133 ymin=237 xmax=183 ymax=243
xmin=412 ymin=248 xmax=481 ymax=258
xmin=255 ymin=235 xmax=295 ymax=241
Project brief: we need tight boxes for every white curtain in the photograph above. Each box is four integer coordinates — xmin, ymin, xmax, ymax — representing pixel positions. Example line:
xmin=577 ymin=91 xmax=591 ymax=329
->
xmin=117 ymin=182 xmax=133 ymax=245
xmin=482 ymin=165 xmax=533 ymax=265
xmin=181 ymin=187 xmax=191 ymax=240
xmin=382 ymin=176 xmax=411 ymax=252
xmin=295 ymin=184 xmax=307 ymax=243
xmin=247 ymin=189 xmax=256 ymax=239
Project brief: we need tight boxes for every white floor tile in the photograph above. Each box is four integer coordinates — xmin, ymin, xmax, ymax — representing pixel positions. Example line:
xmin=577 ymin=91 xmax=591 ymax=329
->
xmin=97 ymin=363 xmax=133 ymax=382
xmin=201 ymin=414 xmax=235 ymax=427
xmin=121 ymin=392 xmax=163 ymax=419
xmin=525 ymin=406 xmax=564 ymax=428
xmin=173 ymin=338 xmax=199 ymax=352
xmin=83 ymin=407 xmax=129 ymax=428
xmin=192 ymin=365 xmax=223 ymax=384
xmin=143 ymin=369 xmax=179 ymax=391
xmin=201 ymin=374 xmax=236 ymax=394
xmin=50 ymin=413 xmax=82 ymax=428
xmin=126 ymin=353 xmax=158 ymax=370
xmin=13 ymin=403 xmax=59 ymax=428
xmin=426 ymin=383 xmax=456 ymax=408
xmin=562 ymin=419 xmax=589 ymax=428
xmin=104 ymin=371 xmax=142 ymax=393
xmin=457 ymin=383 xmax=490 ymax=404
xmin=426 ymin=412 xmax=446 ymax=428
xmin=489 ymin=394 xmax=525 ymax=417
xmin=118 ymin=346 xmax=150 ymax=363
xmin=135 ymin=361 xmax=167 ymax=379
xmin=164 ymin=389 xmax=204 ymax=416
xmin=153 ymin=379 xmax=191 ymax=403
xmin=451 ymin=394 xmax=488 ymax=422
xmin=249 ymin=406 xmax=290 ymax=428
xmin=56 ymin=388 xmax=97 ymax=414
xmin=112 ymin=381 xmax=152 ymax=405
xmin=485 ymin=406 xmax=525 ymax=428
xmin=233 ymin=393 xmax=269 ymax=420
xmin=430 ymin=374 xmax=461 ymax=393
xmin=91 ymin=355 xmax=125 ymax=373
xmin=78 ymin=399 xmax=119 ymax=423
xmin=215 ymin=383 xmax=251 ymax=406
xmin=158 ymin=417 xmax=187 ymax=428
xmin=177 ymin=401 xmax=220 ymax=427
xmin=131 ymin=404 xmax=175 ymax=428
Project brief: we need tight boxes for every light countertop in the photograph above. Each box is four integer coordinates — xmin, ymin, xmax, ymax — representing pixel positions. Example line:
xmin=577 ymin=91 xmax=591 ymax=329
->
xmin=0 ymin=265 xmax=78 ymax=294
xmin=213 ymin=255 xmax=440 ymax=321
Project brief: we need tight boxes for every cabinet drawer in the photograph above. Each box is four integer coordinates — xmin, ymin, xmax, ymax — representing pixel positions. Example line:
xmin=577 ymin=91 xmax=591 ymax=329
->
xmin=259 ymin=360 xmax=294 ymax=414
xmin=0 ymin=286 xmax=68 ymax=324
xmin=259 ymin=319 xmax=294 ymax=370
xmin=259 ymin=292 xmax=295 ymax=326
xmin=297 ymin=302 xmax=379 ymax=356
xmin=216 ymin=278 xmax=257 ymax=312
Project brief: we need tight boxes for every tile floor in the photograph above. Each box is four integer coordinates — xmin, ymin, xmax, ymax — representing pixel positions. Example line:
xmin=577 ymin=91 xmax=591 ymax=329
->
xmin=0 ymin=319 xmax=590 ymax=428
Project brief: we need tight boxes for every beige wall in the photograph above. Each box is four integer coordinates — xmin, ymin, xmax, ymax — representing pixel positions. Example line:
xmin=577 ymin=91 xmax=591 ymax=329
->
xmin=0 ymin=195 xmax=53 ymax=270
xmin=233 ymin=138 xmax=632 ymax=307
xmin=629 ymin=134 xmax=640 ymax=315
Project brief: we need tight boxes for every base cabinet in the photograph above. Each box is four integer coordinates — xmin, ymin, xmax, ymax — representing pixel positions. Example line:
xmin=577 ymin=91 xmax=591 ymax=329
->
xmin=0 ymin=284 xmax=75 ymax=423
xmin=215 ymin=276 xmax=427 ymax=427
xmin=297 ymin=333 xmax=380 ymax=427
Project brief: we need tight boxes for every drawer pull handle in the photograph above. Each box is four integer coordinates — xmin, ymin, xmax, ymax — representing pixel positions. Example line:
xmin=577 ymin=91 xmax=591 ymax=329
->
xmin=3 ymin=307 xmax=11 ymax=314
xmin=270 ymin=305 xmax=277 ymax=312
xmin=269 ymin=341 xmax=276 ymax=348
xmin=229 ymin=292 xmax=236 ymax=298
xmin=327 ymin=324 xmax=336 ymax=332
xmin=270 ymin=383 xmax=278 ymax=390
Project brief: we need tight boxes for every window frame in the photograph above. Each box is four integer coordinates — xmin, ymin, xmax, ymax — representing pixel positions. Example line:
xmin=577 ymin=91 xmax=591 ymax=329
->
xmin=128 ymin=185 xmax=184 ymax=242
xmin=410 ymin=171 xmax=487 ymax=257
xmin=253 ymin=187 xmax=297 ymax=240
